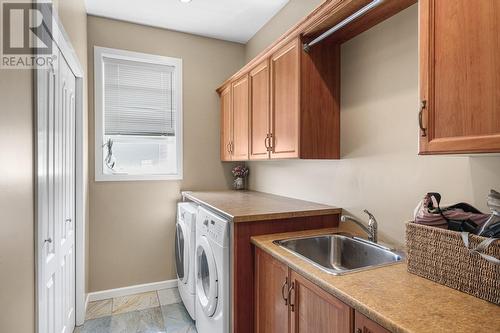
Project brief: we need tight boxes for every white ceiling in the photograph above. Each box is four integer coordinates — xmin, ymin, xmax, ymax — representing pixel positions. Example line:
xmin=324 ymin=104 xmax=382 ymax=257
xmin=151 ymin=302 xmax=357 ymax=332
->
xmin=85 ymin=0 xmax=289 ymax=44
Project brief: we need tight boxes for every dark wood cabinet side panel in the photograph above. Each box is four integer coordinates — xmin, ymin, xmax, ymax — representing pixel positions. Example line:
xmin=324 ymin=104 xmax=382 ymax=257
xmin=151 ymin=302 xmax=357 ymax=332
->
xmin=233 ymin=214 xmax=339 ymax=333
xmin=300 ymin=36 xmax=340 ymax=159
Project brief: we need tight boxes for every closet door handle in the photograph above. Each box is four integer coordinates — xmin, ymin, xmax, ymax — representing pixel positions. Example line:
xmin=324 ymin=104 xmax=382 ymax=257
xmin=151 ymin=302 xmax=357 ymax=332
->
xmin=281 ymin=277 xmax=289 ymax=305
xmin=287 ymin=282 xmax=295 ymax=312
xmin=419 ymin=100 xmax=427 ymax=137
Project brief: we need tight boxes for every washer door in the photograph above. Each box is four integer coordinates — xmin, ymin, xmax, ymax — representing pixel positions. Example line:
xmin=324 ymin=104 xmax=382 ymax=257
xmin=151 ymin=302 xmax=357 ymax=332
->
xmin=196 ymin=236 xmax=218 ymax=317
xmin=175 ymin=221 xmax=189 ymax=284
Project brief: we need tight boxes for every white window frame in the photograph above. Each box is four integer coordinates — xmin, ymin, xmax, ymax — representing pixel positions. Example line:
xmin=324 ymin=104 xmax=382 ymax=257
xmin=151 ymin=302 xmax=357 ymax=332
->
xmin=94 ymin=46 xmax=183 ymax=181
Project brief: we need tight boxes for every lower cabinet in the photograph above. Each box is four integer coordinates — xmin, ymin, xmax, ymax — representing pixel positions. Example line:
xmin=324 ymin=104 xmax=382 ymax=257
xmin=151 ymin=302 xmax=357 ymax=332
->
xmin=255 ymin=248 xmax=289 ymax=333
xmin=354 ymin=311 xmax=390 ymax=333
xmin=255 ymin=248 xmax=390 ymax=333
xmin=255 ymin=249 xmax=352 ymax=333
xmin=290 ymin=270 xmax=353 ymax=333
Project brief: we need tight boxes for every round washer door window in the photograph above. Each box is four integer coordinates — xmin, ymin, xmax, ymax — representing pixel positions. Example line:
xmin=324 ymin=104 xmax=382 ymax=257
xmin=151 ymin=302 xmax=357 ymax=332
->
xmin=175 ymin=222 xmax=189 ymax=284
xmin=196 ymin=236 xmax=218 ymax=317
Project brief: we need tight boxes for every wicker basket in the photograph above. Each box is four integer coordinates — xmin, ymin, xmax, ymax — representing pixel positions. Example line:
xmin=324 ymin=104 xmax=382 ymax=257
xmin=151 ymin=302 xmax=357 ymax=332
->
xmin=406 ymin=222 xmax=500 ymax=305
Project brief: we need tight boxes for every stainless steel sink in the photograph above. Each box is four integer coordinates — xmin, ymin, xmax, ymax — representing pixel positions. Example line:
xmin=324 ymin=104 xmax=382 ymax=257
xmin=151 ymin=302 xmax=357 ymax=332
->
xmin=274 ymin=234 xmax=404 ymax=275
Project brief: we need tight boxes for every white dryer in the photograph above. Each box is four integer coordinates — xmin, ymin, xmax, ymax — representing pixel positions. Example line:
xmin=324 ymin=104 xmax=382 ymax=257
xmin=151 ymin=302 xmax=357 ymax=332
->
xmin=175 ymin=202 xmax=198 ymax=320
xmin=195 ymin=206 xmax=230 ymax=333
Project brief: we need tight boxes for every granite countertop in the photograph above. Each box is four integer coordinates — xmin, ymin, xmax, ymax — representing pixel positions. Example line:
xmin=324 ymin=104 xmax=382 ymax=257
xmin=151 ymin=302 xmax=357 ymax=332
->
xmin=182 ymin=190 xmax=342 ymax=222
xmin=251 ymin=228 xmax=500 ymax=333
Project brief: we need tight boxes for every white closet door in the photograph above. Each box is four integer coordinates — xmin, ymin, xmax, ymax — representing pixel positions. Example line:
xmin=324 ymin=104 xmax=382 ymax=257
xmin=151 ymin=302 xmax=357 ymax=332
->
xmin=58 ymin=51 xmax=76 ymax=333
xmin=38 ymin=47 xmax=59 ymax=333
xmin=38 ymin=47 xmax=76 ymax=333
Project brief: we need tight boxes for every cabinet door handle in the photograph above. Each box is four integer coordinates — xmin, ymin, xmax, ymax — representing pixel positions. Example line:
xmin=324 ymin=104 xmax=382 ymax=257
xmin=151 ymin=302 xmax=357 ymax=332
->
xmin=227 ymin=142 xmax=231 ymax=153
xmin=264 ymin=135 xmax=270 ymax=150
xmin=281 ymin=277 xmax=289 ymax=305
xmin=419 ymin=100 xmax=427 ymax=137
xmin=287 ymin=282 xmax=295 ymax=312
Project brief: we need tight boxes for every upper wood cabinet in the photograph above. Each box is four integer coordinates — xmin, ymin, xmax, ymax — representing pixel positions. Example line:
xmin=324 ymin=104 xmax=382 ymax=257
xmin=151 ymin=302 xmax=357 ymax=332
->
xmin=219 ymin=36 xmax=341 ymax=161
xmin=419 ymin=0 xmax=500 ymax=154
xmin=220 ymin=75 xmax=250 ymax=161
xmin=220 ymin=84 xmax=232 ymax=161
xmin=218 ymin=0 xmax=426 ymax=162
xmin=249 ymin=60 xmax=271 ymax=160
xmin=232 ymin=75 xmax=250 ymax=160
xmin=270 ymin=39 xmax=301 ymax=159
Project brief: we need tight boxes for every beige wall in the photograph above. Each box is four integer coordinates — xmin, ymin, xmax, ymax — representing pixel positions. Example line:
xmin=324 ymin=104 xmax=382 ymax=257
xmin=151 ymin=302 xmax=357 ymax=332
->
xmin=0 ymin=69 xmax=34 ymax=333
xmin=87 ymin=16 xmax=244 ymax=292
xmin=245 ymin=0 xmax=322 ymax=61
xmin=0 ymin=1 xmax=87 ymax=332
xmin=246 ymin=4 xmax=500 ymax=245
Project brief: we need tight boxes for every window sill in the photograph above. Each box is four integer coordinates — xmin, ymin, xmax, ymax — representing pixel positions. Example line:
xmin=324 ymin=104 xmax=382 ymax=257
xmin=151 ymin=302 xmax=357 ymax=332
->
xmin=95 ymin=173 xmax=183 ymax=182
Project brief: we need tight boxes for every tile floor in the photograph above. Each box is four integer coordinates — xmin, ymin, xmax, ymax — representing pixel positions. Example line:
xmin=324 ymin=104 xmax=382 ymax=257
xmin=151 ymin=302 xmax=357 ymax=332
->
xmin=75 ymin=288 xmax=196 ymax=333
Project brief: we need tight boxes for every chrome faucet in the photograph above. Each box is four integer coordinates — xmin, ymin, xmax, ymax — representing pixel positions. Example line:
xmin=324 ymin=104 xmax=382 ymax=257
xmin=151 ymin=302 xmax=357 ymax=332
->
xmin=341 ymin=209 xmax=378 ymax=243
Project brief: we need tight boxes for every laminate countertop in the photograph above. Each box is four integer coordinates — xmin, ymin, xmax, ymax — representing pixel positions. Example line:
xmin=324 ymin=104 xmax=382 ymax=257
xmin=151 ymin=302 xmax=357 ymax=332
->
xmin=182 ymin=190 xmax=342 ymax=223
xmin=251 ymin=228 xmax=500 ymax=333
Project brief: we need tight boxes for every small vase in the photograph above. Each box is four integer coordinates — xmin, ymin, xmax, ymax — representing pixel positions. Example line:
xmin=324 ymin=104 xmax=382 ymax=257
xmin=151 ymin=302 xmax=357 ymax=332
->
xmin=233 ymin=177 xmax=245 ymax=190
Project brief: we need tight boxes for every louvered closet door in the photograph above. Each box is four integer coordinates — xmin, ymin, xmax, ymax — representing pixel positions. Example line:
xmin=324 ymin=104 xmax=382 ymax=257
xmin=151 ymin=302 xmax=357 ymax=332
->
xmin=39 ymin=48 xmax=76 ymax=333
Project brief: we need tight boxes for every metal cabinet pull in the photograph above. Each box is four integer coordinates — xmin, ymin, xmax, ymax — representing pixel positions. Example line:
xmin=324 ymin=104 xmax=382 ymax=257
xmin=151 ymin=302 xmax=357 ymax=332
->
xmin=287 ymin=282 xmax=295 ymax=312
xmin=44 ymin=238 xmax=52 ymax=244
xmin=264 ymin=135 xmax=270 ymax=150
xmin=227 ymin=142 xmax=231 ymax=153
xmin=419 ymin=100 xmax=427 ymax=137
xmin=281 ymin=277 xmax=289 ymax=305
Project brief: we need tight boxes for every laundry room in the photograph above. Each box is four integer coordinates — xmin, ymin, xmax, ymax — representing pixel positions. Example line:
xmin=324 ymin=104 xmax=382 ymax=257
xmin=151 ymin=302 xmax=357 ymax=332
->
xmin=1 ymin=0 xmax=500 ymax=333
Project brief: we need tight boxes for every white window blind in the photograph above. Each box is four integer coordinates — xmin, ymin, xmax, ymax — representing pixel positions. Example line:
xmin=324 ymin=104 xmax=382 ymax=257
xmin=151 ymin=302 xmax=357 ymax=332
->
xmin=94 ymin=47 xmax=183 ymax=181
xmin=103 ymin=57 xmax=176 ymax=136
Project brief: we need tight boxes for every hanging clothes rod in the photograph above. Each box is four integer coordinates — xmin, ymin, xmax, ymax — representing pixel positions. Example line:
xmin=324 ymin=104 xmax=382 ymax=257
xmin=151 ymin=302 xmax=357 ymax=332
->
xmin=303 ymin=0 xmax=385 ymax=52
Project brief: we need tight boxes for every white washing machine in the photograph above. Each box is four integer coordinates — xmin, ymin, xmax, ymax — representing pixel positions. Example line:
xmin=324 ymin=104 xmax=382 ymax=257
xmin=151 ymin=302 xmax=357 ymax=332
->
xmin=175 ymin=202 xmax=198 ymax=320
xmin=195 ymin=206 xmax=230 ymax=333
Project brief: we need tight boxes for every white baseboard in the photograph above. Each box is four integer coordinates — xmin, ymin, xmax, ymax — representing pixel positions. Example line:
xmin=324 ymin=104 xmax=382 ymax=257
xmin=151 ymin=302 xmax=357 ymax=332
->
xmin=87 ymin=279 xmax=178 ymax=302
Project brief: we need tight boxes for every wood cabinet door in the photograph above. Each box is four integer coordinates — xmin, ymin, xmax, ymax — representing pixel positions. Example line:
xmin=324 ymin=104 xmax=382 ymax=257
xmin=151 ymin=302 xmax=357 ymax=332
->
xmin=270 ymin=39 xmax=300 ymax=159
xmin=290 ymin=270 xmax=352 ymax=333
xmin=419 ymin=0 xmax=500 ymax=154
xmin=249 ymin=60 xmax=271 ymax=160
xmin=220 ymin=85 xmax=232 ymax=161
xmin=232 ymin=75 xmax=250 ymax=161
xmin=354 ymin=311 xmax=390 ymax=333
xmin=255 ymin=249 xmax=289 ymax=333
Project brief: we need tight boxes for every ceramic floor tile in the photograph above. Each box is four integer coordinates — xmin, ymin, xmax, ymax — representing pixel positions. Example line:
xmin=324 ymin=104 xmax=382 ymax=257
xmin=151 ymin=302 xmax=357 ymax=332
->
xmin=74 ymin=315 xmax=112 ymax=333
xmin=157 ymin=288 xmax=182 ymax=306
xmin=86 ymin=299 xmax=113 ymax=320
xmin=77 ymin=293 xmax=195 ymax=333
xmin=112 ymin=291 xmax=160 ymax=315
xmin=110 ymin=307 xmax=165 ymax=333
xmin=161 ymin=304 xmax=195 ymax=333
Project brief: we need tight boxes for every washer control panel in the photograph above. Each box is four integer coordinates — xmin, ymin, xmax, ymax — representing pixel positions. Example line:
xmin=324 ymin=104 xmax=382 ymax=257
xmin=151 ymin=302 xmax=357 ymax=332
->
xmin=198 ymin=207 xmax=229 ymax=247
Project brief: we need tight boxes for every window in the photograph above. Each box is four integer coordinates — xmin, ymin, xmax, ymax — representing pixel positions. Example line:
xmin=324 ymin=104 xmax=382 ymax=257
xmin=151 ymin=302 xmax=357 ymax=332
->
xmin=94 ymin=47 xmax=182 ymax=181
